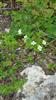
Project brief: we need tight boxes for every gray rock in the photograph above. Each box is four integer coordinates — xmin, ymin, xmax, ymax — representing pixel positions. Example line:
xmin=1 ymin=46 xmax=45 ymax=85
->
xmin=0 ymin=96 xmax=3 ymax=100
xmin=14 ymin=65 xmax=56 ymax=100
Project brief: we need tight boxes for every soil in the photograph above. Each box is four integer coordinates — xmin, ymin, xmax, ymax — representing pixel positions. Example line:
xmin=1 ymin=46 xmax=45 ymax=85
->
xmin=0 ymin=15 xmax=11 ymax=32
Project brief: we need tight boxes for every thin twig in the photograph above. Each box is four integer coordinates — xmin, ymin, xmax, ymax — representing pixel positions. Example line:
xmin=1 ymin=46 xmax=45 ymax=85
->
xmin=0 ymin=7 xmax=20 ymax=11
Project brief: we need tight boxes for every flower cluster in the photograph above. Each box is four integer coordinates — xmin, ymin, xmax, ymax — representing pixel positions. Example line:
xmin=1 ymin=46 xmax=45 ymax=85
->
xmin=17 ymin=29 xmax=46 ymax=52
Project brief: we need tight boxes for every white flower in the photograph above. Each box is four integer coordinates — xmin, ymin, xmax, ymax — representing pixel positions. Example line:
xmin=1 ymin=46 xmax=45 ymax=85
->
xmin=24 ymin=35 xmax=28 ymax=39
xmin=16 ymin=47 xmax=21 ymax=51
xmin=5 ymin=28 xmax=10 ymax=33
xmin=0 ymin=40 xmax=2 ymax=45
xmin=38 ymin=45 xmax=42 ymax=51
xmin=24 ymin=35 xmax=28 ymax=42
xmin=42 ymin=40 xmax=46 ymax=45
xmin=18 ymin=29 xmax=22 ymax=35
xmin=31 ymin=41 xmax=36 ymax=46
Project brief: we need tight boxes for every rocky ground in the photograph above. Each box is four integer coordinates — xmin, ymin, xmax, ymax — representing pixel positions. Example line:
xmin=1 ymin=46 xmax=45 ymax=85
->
xmin=12 ymin=65 xmax=56 ymax=100
xmin=0 ymin=65 xmax=56 ymax=100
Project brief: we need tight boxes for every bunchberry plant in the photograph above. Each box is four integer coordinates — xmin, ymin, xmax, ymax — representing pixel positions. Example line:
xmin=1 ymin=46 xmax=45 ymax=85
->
xmin=0 ymin=0 xmax=56 ymax=96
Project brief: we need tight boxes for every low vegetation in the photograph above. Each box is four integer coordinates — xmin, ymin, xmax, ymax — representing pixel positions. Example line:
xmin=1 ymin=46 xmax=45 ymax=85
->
xmin=0 ymin=0 xmax=56 ymax=95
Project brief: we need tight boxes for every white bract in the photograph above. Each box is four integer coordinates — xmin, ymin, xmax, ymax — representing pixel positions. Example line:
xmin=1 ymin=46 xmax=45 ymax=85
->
xmin=42 ymin=40 xmax=46 ymax=45
xmin=5 ymin=28 xmax=10 ymax=33
xmin=38 ymin=45 xmax=42 ymax=51
xmin=31 ymin=41 xmax=36 ymax=46
xmin=18 ymin=29 xmax=22 ymax=35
